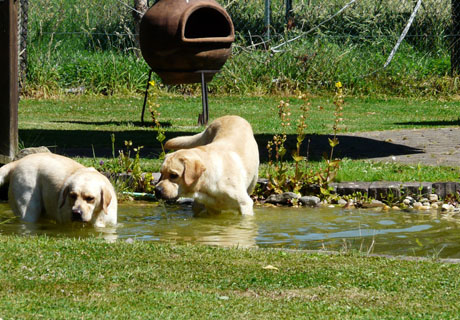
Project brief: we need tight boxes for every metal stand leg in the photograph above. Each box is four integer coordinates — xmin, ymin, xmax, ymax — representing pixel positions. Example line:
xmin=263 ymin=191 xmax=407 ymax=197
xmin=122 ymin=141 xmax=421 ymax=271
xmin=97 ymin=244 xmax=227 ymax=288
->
xmin=198 ymin=71 xmax=209 ymax=126
xmin=141 ymin=69 xmax=153 ymax=124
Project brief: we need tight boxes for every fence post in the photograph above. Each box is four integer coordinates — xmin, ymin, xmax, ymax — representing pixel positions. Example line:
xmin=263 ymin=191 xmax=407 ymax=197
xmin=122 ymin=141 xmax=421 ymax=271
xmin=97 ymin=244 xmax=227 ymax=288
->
xmin=285 ymin=0 xmax=293 ymax=24
xmin=132 ymin=0 xmax=148 ymax=55
xmin=264 ymin=0 xmax=271 ymax=40
xmin=452 ymin=0 xmax=460 ymax=75
xmin=0 ymin=0 xmax=19 ymax=164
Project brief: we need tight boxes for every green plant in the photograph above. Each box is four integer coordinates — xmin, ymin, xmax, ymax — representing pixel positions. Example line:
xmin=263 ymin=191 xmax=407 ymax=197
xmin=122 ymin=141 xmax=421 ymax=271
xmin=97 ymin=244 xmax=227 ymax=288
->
xmin=417 ymin=162 xmax=424 ymax=198
xmin=342 ymin=192 xmax=374 ymax=208
xmin=148 ymin=80 xmax=166 ymax=160
xmin=263 ymin=83 xmax=344 ymax=199
xmin=291 ymin=91 xmax=310 ymax=193
xmin=92 ymin=135 xmax=153 ymax=193
xmin=314 ymin=82 xmax=344 ymax=197
xmin=381 ymin=188 xmax=401 ymax=207
xmin=266 ymin=99 xmax=291 ymax=194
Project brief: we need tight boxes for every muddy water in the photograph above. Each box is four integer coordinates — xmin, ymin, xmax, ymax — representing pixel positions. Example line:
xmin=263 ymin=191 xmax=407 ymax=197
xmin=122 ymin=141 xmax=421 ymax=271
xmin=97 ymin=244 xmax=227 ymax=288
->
xmin=1 ymin=201 xmax=460 ymax=258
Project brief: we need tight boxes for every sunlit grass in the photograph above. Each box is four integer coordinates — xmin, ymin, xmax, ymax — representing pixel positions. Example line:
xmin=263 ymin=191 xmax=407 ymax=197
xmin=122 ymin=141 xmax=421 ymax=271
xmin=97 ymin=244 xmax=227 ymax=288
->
xmin=18 ymin=95 xmax=460 ymax=183
xmin=1 ymin=236 xmax=460 ymax=319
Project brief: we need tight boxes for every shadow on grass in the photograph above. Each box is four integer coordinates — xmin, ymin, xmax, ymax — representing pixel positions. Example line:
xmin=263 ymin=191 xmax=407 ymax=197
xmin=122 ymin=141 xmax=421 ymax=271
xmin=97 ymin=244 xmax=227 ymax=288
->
xmin=394 ymin=119 xmax=460 ymax=126
xmin=51 ymin=120 xmax=173 ymax=128
xmin=19 ymin=128 xmax=423 ymax=162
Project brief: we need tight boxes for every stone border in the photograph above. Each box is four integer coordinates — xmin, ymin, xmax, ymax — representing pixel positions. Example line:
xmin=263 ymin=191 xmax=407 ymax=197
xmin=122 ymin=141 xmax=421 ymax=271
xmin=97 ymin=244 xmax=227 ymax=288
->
xmin=329 ymin=181 xmax=460 ymax=200
xmin=257 ymin=178 xmax=459 ymax=202
xmin=107 ymin=174 xmax=460 ymax=202
xmin=1 ymin=172 xmax=459 ymax=204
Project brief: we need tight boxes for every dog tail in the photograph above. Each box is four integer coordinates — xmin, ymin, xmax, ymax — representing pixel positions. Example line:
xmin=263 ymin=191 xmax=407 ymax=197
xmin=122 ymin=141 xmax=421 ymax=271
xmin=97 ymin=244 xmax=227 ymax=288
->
xmin=0 ymin=161 xmax=17 ymax=187
xmin=165 ymin=127 xmax=216 ymax=150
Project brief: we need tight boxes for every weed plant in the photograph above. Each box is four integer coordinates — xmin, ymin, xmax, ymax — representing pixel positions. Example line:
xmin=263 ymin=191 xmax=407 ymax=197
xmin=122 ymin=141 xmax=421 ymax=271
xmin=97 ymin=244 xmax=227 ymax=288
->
xmin=90 ymin=81 xmax=166 ymax=194
xmin=147 ymin=80 xmax=166 ymax=160
xmin=259 ymin=83 xmax=344 ymax=200
xmin=93 ymin=134 xmax=155 ymax=194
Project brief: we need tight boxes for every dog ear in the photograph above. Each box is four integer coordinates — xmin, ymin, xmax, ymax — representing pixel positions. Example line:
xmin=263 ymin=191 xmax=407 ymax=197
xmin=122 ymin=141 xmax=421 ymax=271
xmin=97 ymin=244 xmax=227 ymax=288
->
xmin=183 ymin=158 xmax=205 ymax=187
xmin=100 ymin=187 xmax=112 ymax=215
xmin=59 ymin=186 xmax=69 ymax=208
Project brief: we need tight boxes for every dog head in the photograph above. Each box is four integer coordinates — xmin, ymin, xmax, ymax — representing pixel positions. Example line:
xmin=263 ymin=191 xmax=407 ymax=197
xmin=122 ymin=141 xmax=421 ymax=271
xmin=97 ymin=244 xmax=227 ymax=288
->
xmin=60 ymin=168 xmax=114 ymax=224
xmin=155 ymin=150 xmax=205 ymax=200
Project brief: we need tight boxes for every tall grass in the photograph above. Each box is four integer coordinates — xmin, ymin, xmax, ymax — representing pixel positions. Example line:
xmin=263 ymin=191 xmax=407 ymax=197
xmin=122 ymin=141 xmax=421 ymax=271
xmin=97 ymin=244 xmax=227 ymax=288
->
xmin=23 ymin=0 xmax=457 ymax=97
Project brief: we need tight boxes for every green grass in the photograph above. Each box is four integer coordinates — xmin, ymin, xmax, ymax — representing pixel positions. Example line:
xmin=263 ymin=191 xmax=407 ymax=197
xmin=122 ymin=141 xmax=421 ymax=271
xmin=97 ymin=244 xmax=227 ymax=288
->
xmin=263 ymin=159 xmax=460 ymax=184
xmin=19 ymin=94 xmax=460 ymax=135
xmin=17 ymin=94 xmax=460 ymax=183
xmin=23 ymin=0 xmax=458 ymax=97
xmin=0 ymin=235 xmax=459 ymax=319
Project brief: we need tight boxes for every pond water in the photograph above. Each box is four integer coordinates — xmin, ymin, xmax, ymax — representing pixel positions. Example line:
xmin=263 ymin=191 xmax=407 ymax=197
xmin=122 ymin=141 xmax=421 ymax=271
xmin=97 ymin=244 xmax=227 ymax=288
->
xmin=1 ymin=201 xmax=460 ymax=258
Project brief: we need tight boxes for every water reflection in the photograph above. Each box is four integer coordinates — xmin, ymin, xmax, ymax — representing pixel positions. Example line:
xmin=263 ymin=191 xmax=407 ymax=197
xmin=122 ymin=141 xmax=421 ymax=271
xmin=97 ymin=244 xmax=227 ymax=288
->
xmin=119 ymin=203 xmax=257 ymax=247
xmin=1 ymin=201 xmax=460 ymax=258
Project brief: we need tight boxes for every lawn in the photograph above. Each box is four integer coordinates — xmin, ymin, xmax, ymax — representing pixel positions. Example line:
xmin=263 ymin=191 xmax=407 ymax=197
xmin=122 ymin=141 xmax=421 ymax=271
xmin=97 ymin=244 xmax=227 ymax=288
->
xmin=17 ymin=94 xmax=460 ymax=182
xmin=6 ymin=93 xmax=460 ymax=319
xmin=0 ymin=236 xmax=459 ymax=319
xmin=19 ymin=94 xmax=460 ymax=135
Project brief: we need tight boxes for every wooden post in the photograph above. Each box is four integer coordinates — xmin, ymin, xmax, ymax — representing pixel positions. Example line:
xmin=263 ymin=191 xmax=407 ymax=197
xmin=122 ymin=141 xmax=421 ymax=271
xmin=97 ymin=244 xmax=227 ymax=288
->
xmin=0 ymin=0 xmax=19 ymax=163
xmin=132 ymin=0 xmax=148 ymax=56
xmin=453 ymin=0 xmax=460 ymax=75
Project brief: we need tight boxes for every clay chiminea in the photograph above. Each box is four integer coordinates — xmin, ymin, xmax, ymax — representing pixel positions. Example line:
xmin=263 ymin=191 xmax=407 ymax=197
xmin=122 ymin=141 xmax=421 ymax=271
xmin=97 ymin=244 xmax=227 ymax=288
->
xmin=139 ymin=0 xmax=235 ymax=85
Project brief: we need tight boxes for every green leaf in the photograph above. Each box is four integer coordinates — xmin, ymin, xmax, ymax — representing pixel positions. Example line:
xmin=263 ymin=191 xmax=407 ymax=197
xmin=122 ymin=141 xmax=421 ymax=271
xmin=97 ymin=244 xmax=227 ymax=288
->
xmin=292 ymin=155 xmax=305 ymax=162
xmin=156 ymin=132 xmax=166 ymax=143
xmin=297 ymin=134 xmax=305 ymax=144
xmin=279 ymin=147 xmax=286 ymax=158
xmin=328 ymin=137 xmax=339 ymax=148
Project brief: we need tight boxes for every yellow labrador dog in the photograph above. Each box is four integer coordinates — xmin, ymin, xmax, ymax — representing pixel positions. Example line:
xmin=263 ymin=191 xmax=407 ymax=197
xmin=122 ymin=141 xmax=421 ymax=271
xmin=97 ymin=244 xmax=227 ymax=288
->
xmin=155 ymin=115 xmax=259 ymax=215
xmin=0 ymin=153 xmax=117 ymax=227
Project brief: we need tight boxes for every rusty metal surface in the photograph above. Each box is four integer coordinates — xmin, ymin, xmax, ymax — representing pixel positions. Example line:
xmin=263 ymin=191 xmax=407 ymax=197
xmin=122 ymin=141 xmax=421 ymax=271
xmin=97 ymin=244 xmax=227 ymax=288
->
xmin=139 ymin=0 xmax=234 ymax=84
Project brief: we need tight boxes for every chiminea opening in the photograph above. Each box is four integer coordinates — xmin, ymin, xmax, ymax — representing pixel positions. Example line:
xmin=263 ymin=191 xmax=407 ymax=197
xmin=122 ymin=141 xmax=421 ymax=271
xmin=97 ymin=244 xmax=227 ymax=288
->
xmin=184 ymin=8 xmax=232 ymax=39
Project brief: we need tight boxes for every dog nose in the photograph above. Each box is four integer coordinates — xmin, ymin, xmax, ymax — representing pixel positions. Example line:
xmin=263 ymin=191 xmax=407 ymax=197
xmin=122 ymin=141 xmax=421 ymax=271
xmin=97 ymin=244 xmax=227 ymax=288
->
xmin=154 ymin=185 xmax=163 ymax=199
xmin=71 ymin=208 xmax=83 ymax=221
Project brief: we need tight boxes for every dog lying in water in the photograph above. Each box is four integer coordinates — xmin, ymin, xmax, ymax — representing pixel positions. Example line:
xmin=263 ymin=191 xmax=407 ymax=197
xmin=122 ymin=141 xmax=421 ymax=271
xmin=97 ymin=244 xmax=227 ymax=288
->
xmin=155 ymin=115 xmax=259 ymax=215
xmin=0 ymin=153 xmax=117 ymax=227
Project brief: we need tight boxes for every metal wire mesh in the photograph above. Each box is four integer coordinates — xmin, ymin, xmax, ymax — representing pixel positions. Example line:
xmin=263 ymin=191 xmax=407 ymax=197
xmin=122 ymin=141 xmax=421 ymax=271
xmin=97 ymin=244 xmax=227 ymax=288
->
xmin=16 ymin=0 xmax=459 ymax=92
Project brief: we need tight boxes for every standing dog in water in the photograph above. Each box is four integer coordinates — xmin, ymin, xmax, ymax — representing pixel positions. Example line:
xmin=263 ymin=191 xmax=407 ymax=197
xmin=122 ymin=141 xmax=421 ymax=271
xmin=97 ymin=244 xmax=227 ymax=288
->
xmin=0 ymin=153 xmax=117 ymax=227
xmin=155 ymin=115 xmax=259 ymax=215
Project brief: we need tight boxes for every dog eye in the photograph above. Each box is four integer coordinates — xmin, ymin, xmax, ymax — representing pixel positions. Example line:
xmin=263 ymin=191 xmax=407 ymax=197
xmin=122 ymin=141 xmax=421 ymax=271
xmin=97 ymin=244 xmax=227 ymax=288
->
xmin=85 ymin=196 xmax=95 ymax=203
xmin=69 ymin=193 xmax=77 ymax=200
xmin=169 ymin=173 xmax=179 ymax=180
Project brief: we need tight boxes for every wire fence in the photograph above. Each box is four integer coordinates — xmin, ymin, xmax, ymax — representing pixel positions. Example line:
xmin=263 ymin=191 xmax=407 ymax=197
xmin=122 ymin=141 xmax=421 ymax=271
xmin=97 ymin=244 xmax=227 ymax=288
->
xmin=17 ymin=0 xmax=460 ymax=94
